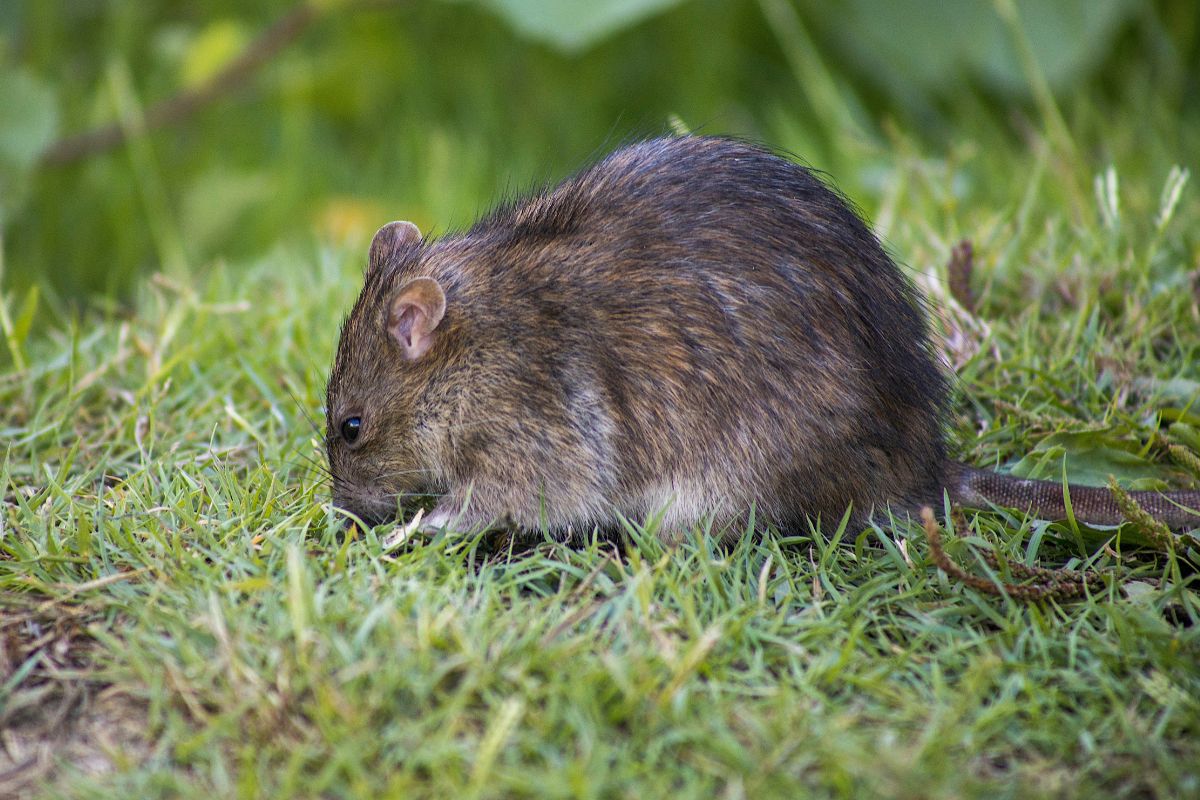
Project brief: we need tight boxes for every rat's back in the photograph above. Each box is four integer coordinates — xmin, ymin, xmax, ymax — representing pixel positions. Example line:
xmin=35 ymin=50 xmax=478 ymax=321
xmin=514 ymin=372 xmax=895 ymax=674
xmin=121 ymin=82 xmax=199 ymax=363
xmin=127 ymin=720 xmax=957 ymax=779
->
xmin=442 ymin=136 xmax=950 ymax=531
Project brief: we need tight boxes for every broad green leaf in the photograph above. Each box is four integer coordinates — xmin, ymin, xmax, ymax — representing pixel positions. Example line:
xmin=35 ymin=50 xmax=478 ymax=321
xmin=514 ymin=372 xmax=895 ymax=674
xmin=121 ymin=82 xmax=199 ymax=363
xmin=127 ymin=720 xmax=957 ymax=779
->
xmin=475 ymin=0 xmax=688 ymax=53
xmin=1131 ymin=375 xmax=1200 ymax=407
xmin=1078 ymin=524 xmax=1200 ymax=551
xmin=181 ymin=19 xmax=249 ymax=88
xmin=0 ymin=69 xmax=58 ymax=169
xmin=1168 ymin=423 xmax=1200 ymax=453
xmin=800 ymin=0 xmax=1139 ymax=98
xmin=1009 ymin=430 xmax=1182 ymax=489
xmin=0 ymin=68 xmax=58 ymax=224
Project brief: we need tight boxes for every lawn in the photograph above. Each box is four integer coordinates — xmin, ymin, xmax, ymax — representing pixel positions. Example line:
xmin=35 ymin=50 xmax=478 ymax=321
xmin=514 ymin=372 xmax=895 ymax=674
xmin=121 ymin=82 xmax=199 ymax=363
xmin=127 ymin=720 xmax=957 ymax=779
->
xmin=4 ymin=140 xmax=1199 ymax=796
xmin=3 ymin=2 xmax=1200 ymax=798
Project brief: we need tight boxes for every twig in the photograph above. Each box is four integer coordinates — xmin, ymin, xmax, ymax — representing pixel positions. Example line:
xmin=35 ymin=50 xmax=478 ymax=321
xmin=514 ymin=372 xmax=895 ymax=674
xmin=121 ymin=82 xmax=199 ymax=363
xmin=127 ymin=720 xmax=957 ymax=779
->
xmin=39 ymin=2 xmax=319 ymax=167
xmin=921 ymin=507 xmax=1106 ymax=601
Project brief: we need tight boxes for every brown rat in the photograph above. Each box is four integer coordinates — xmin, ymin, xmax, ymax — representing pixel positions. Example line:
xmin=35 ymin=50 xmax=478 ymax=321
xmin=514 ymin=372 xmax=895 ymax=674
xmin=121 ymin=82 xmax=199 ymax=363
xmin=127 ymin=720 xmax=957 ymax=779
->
xmin=324 ymin=135 xmax=1200 ymax=536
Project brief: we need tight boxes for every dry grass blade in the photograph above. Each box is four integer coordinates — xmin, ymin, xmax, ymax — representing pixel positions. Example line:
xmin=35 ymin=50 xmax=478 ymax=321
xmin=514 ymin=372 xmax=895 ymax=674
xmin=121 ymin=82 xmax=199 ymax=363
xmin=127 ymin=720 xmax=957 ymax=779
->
xmin=921 ymin=508 xmax=1106 ymax=601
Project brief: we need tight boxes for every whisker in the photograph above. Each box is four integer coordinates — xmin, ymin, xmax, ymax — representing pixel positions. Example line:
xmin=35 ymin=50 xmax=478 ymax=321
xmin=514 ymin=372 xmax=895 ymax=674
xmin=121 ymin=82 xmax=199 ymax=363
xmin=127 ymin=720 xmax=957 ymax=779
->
xmin=282 ymin=443 xmax=333 ymax=481
xmin=289 ymin=435 xmax=328 ymax=462
xmin=369 ymin=467 xmax=438 ymax=482
xmin=284 ymin=458 xmax=333 ymax=484
xmin=283 ymin=378 xmax=323 ymax=438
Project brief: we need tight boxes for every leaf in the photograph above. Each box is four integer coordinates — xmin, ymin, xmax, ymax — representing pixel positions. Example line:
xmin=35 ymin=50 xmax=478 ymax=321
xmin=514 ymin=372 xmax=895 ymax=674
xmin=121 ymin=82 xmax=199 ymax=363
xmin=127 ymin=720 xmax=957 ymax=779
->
xmin=799 ymin=0 xmax=1140 ymax=100
xmin=1131 ymin=375 xmax=1200 ymax=406
xmin=181 ymin=19 xmax=249 ymax=88
xmin=1168 ymin=423 xmax=1200 ymax=453
xmin=1121 ymin=580 xmax=1157 ymax=602
xmin=475 ymin=0 xmax=688 ymax=53
xmin=1008 ymin=430 xmax=1182 ymax=489
xmin=0 ymin=70 xmax=58 ymax=170
xmin=0 ymin=68 xmax=58 ymax=224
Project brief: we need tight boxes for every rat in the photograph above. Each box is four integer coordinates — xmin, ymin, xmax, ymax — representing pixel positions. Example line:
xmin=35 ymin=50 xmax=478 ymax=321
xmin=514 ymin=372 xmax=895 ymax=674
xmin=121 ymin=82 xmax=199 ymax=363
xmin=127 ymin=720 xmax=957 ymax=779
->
xmin=324 ymin=135 xmax=1200 ymax=537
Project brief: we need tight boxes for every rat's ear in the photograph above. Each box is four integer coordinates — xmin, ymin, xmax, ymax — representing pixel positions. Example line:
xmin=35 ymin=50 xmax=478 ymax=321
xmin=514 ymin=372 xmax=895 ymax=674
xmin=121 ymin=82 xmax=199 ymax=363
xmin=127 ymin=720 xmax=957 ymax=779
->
xmin=369 ymin=221 xmax=422 ymax=271
xmin=387 ymin=277 xmax=446 ymax=360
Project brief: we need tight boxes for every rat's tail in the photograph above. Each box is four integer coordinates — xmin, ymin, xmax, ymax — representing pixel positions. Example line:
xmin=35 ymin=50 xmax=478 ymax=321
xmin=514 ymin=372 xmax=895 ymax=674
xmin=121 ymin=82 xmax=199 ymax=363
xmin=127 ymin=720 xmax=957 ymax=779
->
xmin=944 ymin=460 xmax=1200 ymax=530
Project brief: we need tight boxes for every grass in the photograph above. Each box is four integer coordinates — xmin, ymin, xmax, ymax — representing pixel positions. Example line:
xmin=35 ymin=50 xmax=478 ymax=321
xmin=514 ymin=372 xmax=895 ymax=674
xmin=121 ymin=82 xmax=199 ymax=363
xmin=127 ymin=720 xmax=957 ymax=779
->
xmin=4 ymin=112 xmax=1200 ymax=798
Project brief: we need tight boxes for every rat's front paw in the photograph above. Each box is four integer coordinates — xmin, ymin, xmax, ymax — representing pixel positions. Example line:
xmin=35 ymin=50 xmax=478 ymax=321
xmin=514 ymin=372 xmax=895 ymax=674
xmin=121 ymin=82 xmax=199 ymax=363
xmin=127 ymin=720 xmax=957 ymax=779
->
xmin=382 ymin=502 xmax=499 ymax=550
xmin=419 ymin=502 xmax=493 ymax=534
xmin=419 ymin=506 xmax=454 ymax=532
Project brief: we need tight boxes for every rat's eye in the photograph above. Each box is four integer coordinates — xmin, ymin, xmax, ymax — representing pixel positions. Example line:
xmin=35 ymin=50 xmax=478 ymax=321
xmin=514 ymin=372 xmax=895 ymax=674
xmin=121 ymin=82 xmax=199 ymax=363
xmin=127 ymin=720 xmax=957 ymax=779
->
xmin=340 ymin=416 xmax=362 ymax=443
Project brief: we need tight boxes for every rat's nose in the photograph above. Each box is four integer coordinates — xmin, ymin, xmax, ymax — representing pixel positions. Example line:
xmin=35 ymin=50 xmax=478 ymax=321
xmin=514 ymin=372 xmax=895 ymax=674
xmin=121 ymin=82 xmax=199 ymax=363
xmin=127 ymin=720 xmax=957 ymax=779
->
xmin=331 ymin=484 xmax=397 ymax=528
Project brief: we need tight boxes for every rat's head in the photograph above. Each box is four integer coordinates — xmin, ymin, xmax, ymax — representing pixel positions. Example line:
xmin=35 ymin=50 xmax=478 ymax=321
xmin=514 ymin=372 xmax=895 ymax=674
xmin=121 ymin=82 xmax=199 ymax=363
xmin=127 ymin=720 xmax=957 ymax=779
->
xmin=325 ymin=221 xmax=449 ymax=525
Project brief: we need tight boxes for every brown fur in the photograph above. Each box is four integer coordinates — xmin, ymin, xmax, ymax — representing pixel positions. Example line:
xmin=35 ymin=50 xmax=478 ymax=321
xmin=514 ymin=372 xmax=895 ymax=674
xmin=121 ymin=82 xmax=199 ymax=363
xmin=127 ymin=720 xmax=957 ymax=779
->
xmin=324 ymin=136 xmax=1200 ymax=536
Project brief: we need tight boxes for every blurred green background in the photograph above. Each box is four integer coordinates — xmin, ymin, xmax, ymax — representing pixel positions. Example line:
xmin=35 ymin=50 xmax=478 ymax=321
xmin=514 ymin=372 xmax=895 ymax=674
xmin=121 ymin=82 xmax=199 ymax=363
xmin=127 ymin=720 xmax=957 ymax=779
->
xmin=1 ymin=0 xmax=1197 ymax=306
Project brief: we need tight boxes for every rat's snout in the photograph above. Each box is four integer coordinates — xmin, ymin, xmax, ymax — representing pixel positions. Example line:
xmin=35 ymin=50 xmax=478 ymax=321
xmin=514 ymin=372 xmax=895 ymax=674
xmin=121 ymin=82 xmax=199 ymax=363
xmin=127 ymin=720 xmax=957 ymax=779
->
xmin=331 ymin=481 xmax=400 ymax=528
